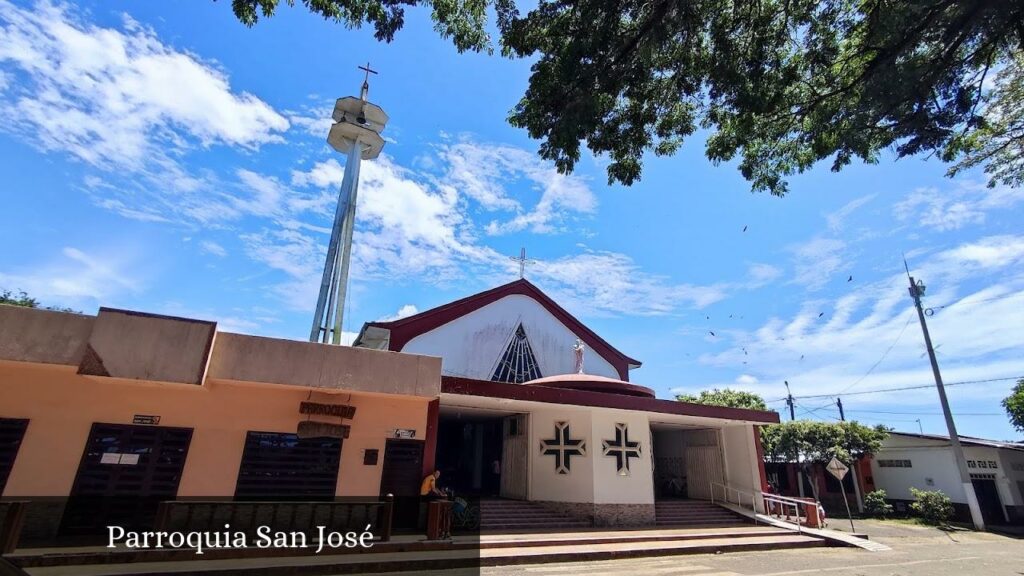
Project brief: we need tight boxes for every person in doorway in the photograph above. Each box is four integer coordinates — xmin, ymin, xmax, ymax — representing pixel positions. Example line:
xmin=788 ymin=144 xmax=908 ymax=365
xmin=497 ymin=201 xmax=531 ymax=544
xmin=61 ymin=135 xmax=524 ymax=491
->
xmin=489 ymin=459 xmax=501 ymax=496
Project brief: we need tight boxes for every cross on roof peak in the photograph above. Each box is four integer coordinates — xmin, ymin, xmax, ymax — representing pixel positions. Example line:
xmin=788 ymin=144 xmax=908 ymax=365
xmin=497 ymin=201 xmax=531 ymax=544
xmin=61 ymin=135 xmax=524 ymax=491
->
xmin=510 ymin=247 xmax=536 ymax=279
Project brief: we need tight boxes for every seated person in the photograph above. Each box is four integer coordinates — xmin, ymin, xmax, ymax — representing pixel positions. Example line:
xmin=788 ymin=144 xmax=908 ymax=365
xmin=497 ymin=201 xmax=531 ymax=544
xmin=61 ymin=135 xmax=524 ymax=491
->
xmin=420 ymin=470 xmax=446 ymax=500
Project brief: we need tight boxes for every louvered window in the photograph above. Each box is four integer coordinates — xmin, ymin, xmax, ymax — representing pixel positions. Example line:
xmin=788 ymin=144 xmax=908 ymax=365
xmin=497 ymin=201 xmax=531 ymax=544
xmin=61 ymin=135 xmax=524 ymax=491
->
xmin=234 ymin=432 xmax=340 ymax=500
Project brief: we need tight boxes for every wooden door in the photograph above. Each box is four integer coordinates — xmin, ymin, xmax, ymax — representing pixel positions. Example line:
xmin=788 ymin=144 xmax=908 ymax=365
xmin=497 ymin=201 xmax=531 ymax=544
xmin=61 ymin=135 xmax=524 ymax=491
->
xmin=500 ymin=414 xmax=528 ymax=500
xmin=682 ymin=429 xmax=724 ymax=500
xmin=0 ymin=418 xmax=29 ymax=496
xmin=60 ymin=423 xmax=193 ymax=536
xmin=379 ymin=439 xmax=424 ymax=497
xmin=379 ymin=439 xmax=424 ymax=531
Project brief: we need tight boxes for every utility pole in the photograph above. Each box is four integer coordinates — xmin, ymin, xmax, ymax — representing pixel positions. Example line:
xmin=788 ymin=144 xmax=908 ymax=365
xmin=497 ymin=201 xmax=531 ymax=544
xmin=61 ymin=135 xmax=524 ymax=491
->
xmin=906 ymin=266 xmax=985 ymax=531
xmin=785 ymin=380 xmax=796 ymax=421
xmin=835 ymin=396 xmax=864 ymax=511
xmin=785 ymin=380 xmax=806 ymax=498
xmin=916 ymin=419 xmax=923 ymax=435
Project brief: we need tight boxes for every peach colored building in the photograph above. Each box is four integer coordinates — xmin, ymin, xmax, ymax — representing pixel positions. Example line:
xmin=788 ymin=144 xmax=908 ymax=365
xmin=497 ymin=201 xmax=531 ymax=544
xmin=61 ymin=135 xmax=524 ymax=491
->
xmin=0 ymin=305 xmax=440 ymax=543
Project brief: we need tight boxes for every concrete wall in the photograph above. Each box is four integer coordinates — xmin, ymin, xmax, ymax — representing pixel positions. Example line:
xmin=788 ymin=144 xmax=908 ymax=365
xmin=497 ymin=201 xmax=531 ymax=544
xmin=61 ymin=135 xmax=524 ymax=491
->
xmin=529 ymin=407 xmax=595 ymax=503
xmin=527 ymin=405 xmax=656 ymax=527
xmin=210 ymin=332 xmax=440 ymax=397
xmin=401 ymin=294 xmax=619 ymax=381
xmin=721 ymin=424 xmax=762 ymax=501
xmin=0 ymin=361 xmax=430 ymax=498
xmin=0 ymin=306 xmax=93 ymax=366
xmin=590 ymin=409 xmax=654 ymax=505
xmin=870 ymin=445 xmax=964 ymax=502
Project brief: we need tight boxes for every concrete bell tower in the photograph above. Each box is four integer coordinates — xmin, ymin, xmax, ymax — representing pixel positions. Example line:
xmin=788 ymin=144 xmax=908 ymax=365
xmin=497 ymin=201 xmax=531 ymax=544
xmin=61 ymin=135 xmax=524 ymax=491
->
xmin=310 ymin=64 xmax=389 ymax=344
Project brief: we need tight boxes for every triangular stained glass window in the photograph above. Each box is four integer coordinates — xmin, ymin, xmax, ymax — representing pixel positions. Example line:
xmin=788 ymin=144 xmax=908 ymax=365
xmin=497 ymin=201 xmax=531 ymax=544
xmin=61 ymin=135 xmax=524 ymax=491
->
xmin=491 ymin=324 xmax=543 ymax=384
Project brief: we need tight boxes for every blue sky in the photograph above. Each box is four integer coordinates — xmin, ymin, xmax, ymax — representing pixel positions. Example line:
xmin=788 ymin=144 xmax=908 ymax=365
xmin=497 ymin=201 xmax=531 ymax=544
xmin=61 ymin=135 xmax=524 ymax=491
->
xmin=1 ymin=1 xmax=1022 ymax=440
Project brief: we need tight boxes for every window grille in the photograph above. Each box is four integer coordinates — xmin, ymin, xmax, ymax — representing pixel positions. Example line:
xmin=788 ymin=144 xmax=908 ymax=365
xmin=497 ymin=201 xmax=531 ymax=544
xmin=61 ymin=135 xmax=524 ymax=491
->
xmin=491 ymin=324 xmax=543 ymax=383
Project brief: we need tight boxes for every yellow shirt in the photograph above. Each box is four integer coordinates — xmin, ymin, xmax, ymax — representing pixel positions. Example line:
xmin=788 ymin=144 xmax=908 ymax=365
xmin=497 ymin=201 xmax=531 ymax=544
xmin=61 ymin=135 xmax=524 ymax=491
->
xmin=420 ymin=474 xmax=436 ymax=496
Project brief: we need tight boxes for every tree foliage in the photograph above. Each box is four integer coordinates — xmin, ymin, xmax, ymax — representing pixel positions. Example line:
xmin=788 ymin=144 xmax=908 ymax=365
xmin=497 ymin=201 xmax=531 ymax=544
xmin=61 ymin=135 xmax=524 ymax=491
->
xmin=1002 ymin=378 xmax=1024 ymax=433
xmin=760 ymin=420 xmax=890 ymax=465
xmin=909 ymin=487 xmax=954 ymax=525
xmin=948 ymin=53 xmax=1024 ymax=188
xmin=0 ymin=289 xmax=79 ymax=313
xmin=676 ymin=388 xmax=768 ymax=411
xmin=0 ymin=289 xmax=40 ymax=308
xmin=864 ymin=489 xmax=894 ymax=518
xmin=226 ymin=1 xmax=1024 ymax=193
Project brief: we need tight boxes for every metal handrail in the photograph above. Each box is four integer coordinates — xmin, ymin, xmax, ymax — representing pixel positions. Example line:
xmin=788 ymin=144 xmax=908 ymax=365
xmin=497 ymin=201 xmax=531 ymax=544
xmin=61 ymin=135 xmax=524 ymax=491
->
xmin=709 ymin=482 xmax=759 ymax=524
xmin=759 ymin=492 xmax=810 ymax=533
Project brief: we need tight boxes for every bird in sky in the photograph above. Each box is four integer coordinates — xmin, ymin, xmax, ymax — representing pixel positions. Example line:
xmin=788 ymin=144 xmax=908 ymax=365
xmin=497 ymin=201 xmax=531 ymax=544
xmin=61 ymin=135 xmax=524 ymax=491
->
xmin=848 ymin=275 xmax=853 ymax=282
xmin=709 ymin=331 xmax=716 ymax=337
xmin=742 ymin=225 xmax=748 ymax=232
xmin=818 ymin=312 xmax=824 ymax=318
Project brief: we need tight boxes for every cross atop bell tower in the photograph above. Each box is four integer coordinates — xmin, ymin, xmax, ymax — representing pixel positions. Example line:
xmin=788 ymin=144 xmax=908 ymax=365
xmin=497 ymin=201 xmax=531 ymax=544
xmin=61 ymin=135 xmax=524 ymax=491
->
xmin=357 ymin=62 xmax=376 ymax=101
xmin=309 ymin=65 xmax=390 ymax=345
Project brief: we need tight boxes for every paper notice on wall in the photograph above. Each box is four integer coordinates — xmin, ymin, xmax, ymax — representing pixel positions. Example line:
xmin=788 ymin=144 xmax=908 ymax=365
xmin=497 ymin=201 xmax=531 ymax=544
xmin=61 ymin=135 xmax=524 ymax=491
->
xmin=119 ymin=454 xmax=140 ymax=465
xmin=101 ymin=453 xmax=120 ymax=464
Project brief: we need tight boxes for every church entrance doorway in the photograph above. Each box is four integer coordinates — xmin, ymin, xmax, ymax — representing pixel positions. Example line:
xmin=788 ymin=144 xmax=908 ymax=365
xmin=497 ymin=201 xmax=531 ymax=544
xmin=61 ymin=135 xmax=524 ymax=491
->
xmin=651 ymin=425 xmax=725 ymax=501
xmin=437 ymin=409 xmax=528 ymax=499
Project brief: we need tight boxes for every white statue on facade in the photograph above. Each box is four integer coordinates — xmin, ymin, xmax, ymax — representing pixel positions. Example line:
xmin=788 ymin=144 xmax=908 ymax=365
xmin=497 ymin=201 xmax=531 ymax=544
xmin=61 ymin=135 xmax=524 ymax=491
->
xmin=573 ymin=338 xmax=585 ymax=374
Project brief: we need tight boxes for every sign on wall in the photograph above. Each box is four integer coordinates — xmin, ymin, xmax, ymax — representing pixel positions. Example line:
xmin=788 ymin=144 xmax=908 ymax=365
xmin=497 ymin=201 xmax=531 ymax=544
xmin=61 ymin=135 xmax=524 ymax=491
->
xmin=393 ymin=428 xmax=416 ymax=439
xmin=299 ymin=402 xmax=356 ymax=419
xmin=132 ymin=415 xmax=160 ymax=425
xmin=540 ymin=421 xmax=586 ymax=474
xmin=602 ymin=423 xmax=641 ymax=476
xmin=297 ymin=420 xmax=350 ymax=439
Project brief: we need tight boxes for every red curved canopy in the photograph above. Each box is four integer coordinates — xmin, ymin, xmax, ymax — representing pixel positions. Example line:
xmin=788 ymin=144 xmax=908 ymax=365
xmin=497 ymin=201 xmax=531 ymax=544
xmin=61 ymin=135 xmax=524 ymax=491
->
xmin=524 ymin=373 xmax=655 ymax=399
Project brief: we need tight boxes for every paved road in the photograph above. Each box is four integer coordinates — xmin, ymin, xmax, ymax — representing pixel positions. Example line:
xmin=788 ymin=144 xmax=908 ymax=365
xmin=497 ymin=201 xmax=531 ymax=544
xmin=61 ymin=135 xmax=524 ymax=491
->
xmin=418 ymin=521 xmax=1024 ymax=576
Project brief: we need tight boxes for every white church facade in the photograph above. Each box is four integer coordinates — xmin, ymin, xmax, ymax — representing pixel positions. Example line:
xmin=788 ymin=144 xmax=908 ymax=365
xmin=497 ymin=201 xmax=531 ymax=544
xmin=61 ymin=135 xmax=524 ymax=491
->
xmin=355 ymin=279 xmax=778 ymax=527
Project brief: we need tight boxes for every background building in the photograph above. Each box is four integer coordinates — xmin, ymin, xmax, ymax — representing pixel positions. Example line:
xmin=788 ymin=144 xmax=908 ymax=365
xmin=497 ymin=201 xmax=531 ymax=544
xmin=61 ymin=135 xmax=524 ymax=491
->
xmin=869 ymin=432 xmax=1024 ymax=526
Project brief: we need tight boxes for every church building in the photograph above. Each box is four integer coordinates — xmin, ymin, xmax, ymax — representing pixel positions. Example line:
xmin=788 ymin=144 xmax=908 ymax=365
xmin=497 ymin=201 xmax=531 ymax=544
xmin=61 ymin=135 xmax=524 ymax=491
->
xmin=355 ymin=278 xmax=778 ymax=527
xmin=0 ymin=278 xmax=778 ymax=547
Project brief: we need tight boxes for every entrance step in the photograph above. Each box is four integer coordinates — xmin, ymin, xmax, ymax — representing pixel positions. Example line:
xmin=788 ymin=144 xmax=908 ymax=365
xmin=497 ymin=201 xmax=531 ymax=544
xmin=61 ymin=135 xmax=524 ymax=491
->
xmin=11 ymin=527 xmax=829 ymax=575
xmin=655 ymin=499 xmax=750 ymax=527
xmin=478 ymin=499 xmax=592 ymax=532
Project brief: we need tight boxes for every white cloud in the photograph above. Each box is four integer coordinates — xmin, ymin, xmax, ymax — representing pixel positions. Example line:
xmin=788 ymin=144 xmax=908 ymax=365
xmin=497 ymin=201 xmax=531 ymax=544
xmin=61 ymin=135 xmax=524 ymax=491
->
xmin=0 ymin=1 xmax=289 ymax=169
xmin=789 ymin=237 xmax=847 ymax=291
xmin=379 ymin=304 xmax=418 ymax=321
xmin=735 ymin=374 xmax=759 ymax=386
xmin=0 ymin=246 xmax=144 ymax=308
xmin=438 ymin=139 xmax=597 ymax=235
xmin=259 ymin=149 xmax=725 ymax=317
xmin=746 ymin=263 xmax=783 ymax=288
xmin=825 ymin=194 xmax=875 ymax=232
xmin=893 ymin=181 xmax=1024 ymax=232
xmin=530 ymin=251 xmax=729 ymax=316
xmin=199 ymin=240 xmax=227 ymax=257
xmin=937 ymin=235 xmax=1024 ymax=270
xmin=695 ymin=236 xmax=1024 ymax=410
xmin=287 ymin=113 xmax=332 ymax=139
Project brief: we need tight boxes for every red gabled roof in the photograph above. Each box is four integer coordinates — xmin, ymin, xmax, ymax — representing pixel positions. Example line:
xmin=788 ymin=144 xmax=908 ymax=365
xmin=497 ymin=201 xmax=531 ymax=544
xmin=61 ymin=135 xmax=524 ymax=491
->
xmin=362 ymin=278 xmax=641 ymax=381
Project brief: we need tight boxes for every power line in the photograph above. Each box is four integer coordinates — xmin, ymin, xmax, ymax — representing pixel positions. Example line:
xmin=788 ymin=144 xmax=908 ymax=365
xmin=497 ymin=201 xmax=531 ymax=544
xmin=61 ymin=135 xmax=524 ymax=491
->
xmin=791 ymin=375 xmax=1022 ymax=401
xmin=844 ymin=409 xmax=1003 ymax=416
xmin=835 ymin=310 xmax=915 ymax=395
xmin=924 ymin=293 xmax=1015 ymax=315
